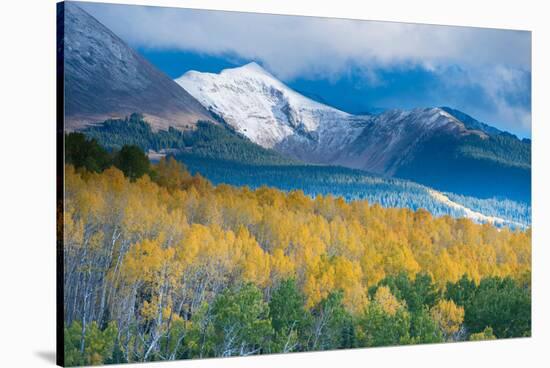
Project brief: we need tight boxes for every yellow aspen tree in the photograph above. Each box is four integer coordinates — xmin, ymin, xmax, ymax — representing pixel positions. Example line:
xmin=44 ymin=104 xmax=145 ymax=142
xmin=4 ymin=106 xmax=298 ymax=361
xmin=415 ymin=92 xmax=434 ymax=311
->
xmin=374 ymin=286 xmax=404 ymax=316
xmin=430 ymin=299 xmax=465 ymax=339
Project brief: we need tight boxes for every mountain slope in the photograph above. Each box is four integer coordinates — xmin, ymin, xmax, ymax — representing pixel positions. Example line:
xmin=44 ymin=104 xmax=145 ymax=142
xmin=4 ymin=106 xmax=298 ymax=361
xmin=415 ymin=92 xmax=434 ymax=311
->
xmin=440 ymin=106 xmax=503 ymax=136
xmin=60 ymin=2 xmax=215 ymax=131
xmin=176 ymin=63 xmax=530 ymax=202
xmin=393 ymin=129 xmax=530 ymax=202
xmin=82 ymin=113 xmax=299 ymax=166
xmin=333 ymin=107 xmax=487 ymax=175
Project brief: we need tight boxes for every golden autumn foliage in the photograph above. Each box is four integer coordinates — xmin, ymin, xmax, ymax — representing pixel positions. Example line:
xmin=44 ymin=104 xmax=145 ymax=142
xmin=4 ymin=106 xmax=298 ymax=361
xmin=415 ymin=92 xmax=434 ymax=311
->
xmin=430 ymin=299 xmax=465 ymax=338
xmin=469 ymin=327 xmax=497 ymax=341
xmin=64 ymin=163 xmax=531 ymax=320
xmin=374 ymin=286 xmax=404 ymax=316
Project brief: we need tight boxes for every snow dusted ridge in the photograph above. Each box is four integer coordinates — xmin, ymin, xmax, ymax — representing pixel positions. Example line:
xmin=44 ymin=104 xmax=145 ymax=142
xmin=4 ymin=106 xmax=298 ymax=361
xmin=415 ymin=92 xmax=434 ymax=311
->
xmin=176 ymin=62 xmax=367 ymax=151
xmin=176 ymin=62 xmax=486 ymax=169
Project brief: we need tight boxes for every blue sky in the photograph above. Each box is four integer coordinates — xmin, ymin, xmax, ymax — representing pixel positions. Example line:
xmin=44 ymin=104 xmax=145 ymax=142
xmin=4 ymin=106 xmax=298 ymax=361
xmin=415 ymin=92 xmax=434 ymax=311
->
xmin=79 ymin=1 xmax=532 ymax=137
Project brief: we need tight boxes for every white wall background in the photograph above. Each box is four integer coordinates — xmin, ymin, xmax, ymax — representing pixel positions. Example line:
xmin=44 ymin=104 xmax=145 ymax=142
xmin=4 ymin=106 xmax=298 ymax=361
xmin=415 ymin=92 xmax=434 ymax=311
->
xmin=0 ymin=0 xmax=548 ymax=367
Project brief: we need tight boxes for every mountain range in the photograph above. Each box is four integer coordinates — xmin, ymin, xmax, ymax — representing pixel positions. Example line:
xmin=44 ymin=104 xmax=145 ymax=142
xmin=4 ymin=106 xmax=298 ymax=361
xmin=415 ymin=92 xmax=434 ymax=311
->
xmin=177 ymin=63 xmax=530 ymax=202
xmin=61 ymin=3 xmax=531 ymax=205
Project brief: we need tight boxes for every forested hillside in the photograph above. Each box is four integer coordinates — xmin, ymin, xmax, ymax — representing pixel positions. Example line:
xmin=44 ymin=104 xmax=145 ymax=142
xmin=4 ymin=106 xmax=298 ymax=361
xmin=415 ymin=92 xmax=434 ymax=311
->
xmin=82 ymin=113 xmax=298 ymax=165
xmin=178 ymin=155 xmax=530 ymax=226
xmin=395 ymin=131 xmax=531 ymax=202
xmin=62 ymin=140 xmax=531 ymax=365
xmin=78 ymin=116 xmax=531 ymax=227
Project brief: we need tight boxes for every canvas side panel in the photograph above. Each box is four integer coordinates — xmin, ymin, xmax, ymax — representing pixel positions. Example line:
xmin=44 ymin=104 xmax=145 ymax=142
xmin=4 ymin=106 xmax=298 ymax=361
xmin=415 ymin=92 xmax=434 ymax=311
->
xmin=56 ymin=1 xmax=65 ymax=367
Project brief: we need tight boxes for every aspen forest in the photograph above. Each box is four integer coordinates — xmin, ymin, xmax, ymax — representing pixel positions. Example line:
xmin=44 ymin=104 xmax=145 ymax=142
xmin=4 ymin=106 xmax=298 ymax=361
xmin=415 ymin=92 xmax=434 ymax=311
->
xmin=57 ymin=3 xmax=534 ymax=366
xmin=61 ymin=136 xmax=531 ymax=366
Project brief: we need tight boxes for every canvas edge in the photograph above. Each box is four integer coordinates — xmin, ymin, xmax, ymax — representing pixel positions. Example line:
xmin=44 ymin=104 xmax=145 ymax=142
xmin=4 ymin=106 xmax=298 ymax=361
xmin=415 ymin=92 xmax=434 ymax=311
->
xmin=56 ymin=1 xmax=66 ymax=367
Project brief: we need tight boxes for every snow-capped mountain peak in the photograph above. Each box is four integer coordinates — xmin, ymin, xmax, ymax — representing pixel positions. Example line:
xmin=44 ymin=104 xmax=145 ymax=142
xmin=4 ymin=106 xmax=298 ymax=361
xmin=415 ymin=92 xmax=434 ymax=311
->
xmin=227 ymin=61 xmax=275 ymax=77
xmin=176 ymin=62 xmax=359 ymax=150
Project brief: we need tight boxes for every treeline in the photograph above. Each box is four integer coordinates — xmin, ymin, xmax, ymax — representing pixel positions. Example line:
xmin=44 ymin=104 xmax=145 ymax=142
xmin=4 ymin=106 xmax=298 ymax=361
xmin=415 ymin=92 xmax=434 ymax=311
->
xmin=395 ymin=131 xmax=531 ymax=203
xmin=458 ymin=132 xmax=531 ymax=170
xmin=62 ymin=140 xmax=531 ymax=365
xmin=81 ymin=113 xmax=298 ymax=165
xmin=65 ymin=132 xmax=151 ymax=180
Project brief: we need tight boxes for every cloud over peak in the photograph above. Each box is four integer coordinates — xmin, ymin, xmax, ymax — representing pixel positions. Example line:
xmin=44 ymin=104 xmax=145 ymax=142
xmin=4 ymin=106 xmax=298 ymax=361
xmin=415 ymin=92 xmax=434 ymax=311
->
xmin=78 ymin=2 xmax=531 ymax=136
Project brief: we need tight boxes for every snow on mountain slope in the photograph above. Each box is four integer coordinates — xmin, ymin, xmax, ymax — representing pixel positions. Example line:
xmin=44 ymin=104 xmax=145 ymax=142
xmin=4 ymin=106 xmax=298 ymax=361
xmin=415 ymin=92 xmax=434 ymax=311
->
xmin=428 ymin=189 xmax=525 ymax=228
xmin=176 ymin=62 xmax=367 ymax=155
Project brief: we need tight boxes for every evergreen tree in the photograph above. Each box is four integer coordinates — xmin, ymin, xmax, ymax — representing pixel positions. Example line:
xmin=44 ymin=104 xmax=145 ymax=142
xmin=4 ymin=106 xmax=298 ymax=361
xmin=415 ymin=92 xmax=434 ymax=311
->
xmin=269 ymin=278 xmax=311 ymax=352
xmin=65 ymin=132 xmax=111 ymax=173
xmin=113 ymin=145 xmax=151 ymax=181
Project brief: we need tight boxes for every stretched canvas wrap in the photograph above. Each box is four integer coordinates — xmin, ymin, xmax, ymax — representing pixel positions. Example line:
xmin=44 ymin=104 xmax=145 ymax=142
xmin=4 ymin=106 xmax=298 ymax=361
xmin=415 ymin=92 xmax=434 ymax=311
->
xmin=56 ymin=1 xmax=532 ymax=366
